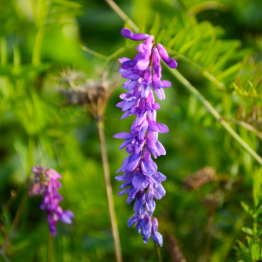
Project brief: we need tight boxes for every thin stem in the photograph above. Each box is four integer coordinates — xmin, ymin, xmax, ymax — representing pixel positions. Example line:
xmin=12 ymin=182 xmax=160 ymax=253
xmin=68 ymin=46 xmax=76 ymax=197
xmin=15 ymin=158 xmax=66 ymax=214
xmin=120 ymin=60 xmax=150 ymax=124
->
xmin=167 ymin=49 xmax=225 ymax=90
xmin=31 ymin=0 xmax=49 ymax=65
xmin=253 ymin=219 xmax=258 ymax=237
xmin=10 ymin=193 xmax=27 ymax=232
xmin=155 ymin=242 xmax=163 ymax=262
xmin=0 ymin=251 xmax=10 ymax=262
xmin=80 ymin=44 xmax=107 ymax=60
xmin=97 ymin=121 xmax=122 ymax=262
xmin=204 ymin=214 xmax=214 ymax=262
xmin=13 ymin=44 xmax=21 ymax=68
xmin=81 ymin=44 xmax=136 ymax=71
xmin=188 ymin=1 xmax=228 ymax=17
xmin=0 ymin=37 xmax=7 ymax=66
xmin=229 ymin=118 xmax=262 ymax=141
xmin=48 ymin=232 xmax=53 ymax=262
xmin=166 ymin=66 xmax=262 ymax=166
xmin=1 ymin=191 xmax=27 ymax=254
xmin=32 ymin=28 xmax=44 ymax=65
xmin=102 ymin=44 xmax=136 ymax=70
xmin=104 ymin=0 xmax=139 ymax=33
xmin=27 ymin=137 xmax=34 ymax=175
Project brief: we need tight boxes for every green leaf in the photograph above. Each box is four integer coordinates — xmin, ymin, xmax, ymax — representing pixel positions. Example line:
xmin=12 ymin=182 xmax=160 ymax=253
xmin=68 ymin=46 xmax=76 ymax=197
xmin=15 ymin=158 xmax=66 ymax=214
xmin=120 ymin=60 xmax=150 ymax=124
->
xmin=150 ymin=13 xmax=160 ymax=40
xmin=246 ymin=236 xmax=252 ymax=248
xmin=156 ymin=29 xmax=166 ymax=44
xmin=178 ymin=37 xmax=199 ymax=54
xmin=167 ymin=30 xmax=185 ymax=49
xmin=217 ymin=63 xmax=242 ymax=82
xmin=52 ymin=0 xmax=82 ymax=9
xmin=241 ymin=201 xmax=254 ymax=216
xmin=0 ymin=37 xmax=7 ymax=66
xmin=210 ymin=214 xmax=245 ymax=262
xmin=235 ymin=241 xmax=253 ymax=261
xmin=250 ymin=239 xmax=260 ymax=260
xmin=242 ymin=227 xmax=254 ymax=236
xmin=236 ymin=240 xmax=250 ymax=254
xmin=235 ymin=247 xmax=253 ymax=262
xmin=162 ymin=17 xmax=177 ymax=46
xmin=257 ymin=227 xmax=262 ymax=236
xmin=253 ymin=168 xmax=262 ymax=207
xmin=212 ymin=47 xmax=236 ymax=74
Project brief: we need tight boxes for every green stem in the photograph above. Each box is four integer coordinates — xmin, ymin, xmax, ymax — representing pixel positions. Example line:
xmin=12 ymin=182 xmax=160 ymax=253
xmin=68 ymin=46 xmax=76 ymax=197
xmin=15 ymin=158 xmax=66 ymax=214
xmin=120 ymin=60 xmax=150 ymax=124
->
xmin=155 ymin=243 xmax=163 ymax=262
xmin=27 ymin=137 xmax=34 ymax=175
xmin=80 ymin=44 xmax=107 ymax=60
xmin=80 ymin=44 xmax=136 ymax=71
xmin=97 ymin=121 xmax=123 ymax=262
xmin=102 ymin=44 xmax=136 ymax=69
xmin=31 ymin=0 xmax=48 ymax=65
xmin=0 ymin=37 xmax=7 ymax=66
xmin=253 ymin=219 xmax=258 ymax=237
xmin=48 ymin=232 xmax=53 ymax=262
xmin=104 ymin=0 xmax=139 ymax=33
xmin=0 ymin=251 xmax=10 ymax=262
xmin=32 ymin=28 xmax=44 ymax=65
xmin=13 ymin=44 xmax=21 ymax=68
xmin=167 ymin=49 xmax=225 ymax=90
xmin=204 ymin=214 xmax=214 ymax=262
xmin=166 ymin=66 xmax=262 ymax=165
xmin=187 ymin=1 xmax=228 ymax=17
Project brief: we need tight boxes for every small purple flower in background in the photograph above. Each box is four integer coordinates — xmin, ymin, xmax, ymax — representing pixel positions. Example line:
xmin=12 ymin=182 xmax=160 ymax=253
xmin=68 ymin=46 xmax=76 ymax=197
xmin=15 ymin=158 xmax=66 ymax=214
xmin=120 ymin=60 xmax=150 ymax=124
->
xmin=114 ymin=28 xmax=177 ymax=246
xmin=29 ymin=166 xmax=74 ymax=236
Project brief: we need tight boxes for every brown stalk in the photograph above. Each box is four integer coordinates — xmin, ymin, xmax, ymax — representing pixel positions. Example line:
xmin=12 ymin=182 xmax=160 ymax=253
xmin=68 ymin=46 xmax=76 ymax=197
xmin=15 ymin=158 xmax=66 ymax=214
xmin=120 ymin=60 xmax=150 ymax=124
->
xmin=59 ymin=69 xmax=122 ymax=262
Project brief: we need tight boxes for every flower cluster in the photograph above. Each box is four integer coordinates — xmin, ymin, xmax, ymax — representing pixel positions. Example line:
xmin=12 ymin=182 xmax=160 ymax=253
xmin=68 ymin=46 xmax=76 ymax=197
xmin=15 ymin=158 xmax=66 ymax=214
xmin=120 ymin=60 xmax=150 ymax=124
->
xmin=29 ymin=166 xmax=74 ymax=235
xmin=114 ymin=28 xmax=177 ymax=246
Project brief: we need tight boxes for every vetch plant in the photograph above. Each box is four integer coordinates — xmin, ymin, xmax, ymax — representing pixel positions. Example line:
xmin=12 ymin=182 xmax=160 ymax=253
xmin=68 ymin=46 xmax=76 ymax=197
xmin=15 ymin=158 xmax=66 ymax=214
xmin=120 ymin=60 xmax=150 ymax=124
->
xmin=114 ymin=28 xmax=177 ymax=246
xmin=29 ymin=166 xmax=74 ymax=236
xmin=235 ymin=168 xmax=262 ymax=261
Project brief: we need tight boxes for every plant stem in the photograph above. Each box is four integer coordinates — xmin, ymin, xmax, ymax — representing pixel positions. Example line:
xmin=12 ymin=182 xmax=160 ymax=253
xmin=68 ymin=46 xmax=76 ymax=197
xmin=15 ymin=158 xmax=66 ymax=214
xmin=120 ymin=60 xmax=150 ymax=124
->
xmin=27 ymin=137 xmax=34 ymax=175
xmin=0 ymin=251 xmax=10 ymax=262
xmin=1 ymin=191 xmax=27 ymax=258
xmin=155 ymin=243 xmax=163 ymax=262
xmin=0 ymin=37 xmax=7 ymax=66
xmin=104 ymin=0 xmax=139 ymax=33
xmin=10 ymin=193 xmax=27 ymax=232
xmin=166 ymin=66 xmax=262 ymax=166
xmin=32 ymin=28 xmax=44 ymax=65
xmin=97 ymin=121 xmax=122 ymax=262
xmin=187 ymin=1 xmax=228 ymax=17
xmin=204 ymin=214 xmax=214 ymax=262
xmin=80 ymin=44 xmax=107 ymax=60
xmin=229 ymin=118 xmax=262 ymax=141
xmin=48 ymin=232 xmax=53 ymax=262
xmin=166 ymin=50 xmax=225 ymax=90
xmin=102 ymin=44 xmax=136 ymax=70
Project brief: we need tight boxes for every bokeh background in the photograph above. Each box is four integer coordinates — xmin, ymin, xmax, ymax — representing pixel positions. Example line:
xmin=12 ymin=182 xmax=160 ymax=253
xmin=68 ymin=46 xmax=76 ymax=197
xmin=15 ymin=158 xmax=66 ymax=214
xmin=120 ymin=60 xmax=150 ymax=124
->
xmin=1 ymin=0 xmax=262 ymax=261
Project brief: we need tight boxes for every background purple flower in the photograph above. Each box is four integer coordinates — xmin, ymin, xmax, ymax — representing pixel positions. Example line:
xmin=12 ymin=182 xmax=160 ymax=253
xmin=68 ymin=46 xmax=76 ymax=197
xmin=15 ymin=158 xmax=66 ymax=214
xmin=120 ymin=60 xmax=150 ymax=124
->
xmin=29 ymin=166 xmax=74 ymax=236
xmin=114 ymin=28 xmax=177 ymax=246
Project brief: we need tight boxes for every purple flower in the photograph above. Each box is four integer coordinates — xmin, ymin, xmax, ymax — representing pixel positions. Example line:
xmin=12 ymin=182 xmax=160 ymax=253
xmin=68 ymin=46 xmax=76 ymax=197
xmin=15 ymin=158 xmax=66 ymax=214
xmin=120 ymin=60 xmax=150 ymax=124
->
xmin=114 ymin=28 xmax=177 ymax=246
xmin=29 ymin=166 xmax=74 ymax=236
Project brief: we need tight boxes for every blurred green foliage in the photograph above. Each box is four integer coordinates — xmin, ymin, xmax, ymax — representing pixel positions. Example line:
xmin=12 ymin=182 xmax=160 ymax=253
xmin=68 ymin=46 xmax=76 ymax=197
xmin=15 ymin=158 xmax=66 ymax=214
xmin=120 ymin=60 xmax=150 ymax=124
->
xmin=0 ymin=0 xmax=262 ymax=261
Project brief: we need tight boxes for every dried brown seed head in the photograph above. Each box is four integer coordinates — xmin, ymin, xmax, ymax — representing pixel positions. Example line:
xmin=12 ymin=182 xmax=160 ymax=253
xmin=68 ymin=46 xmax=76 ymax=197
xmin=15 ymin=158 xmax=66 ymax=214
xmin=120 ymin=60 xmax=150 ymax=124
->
xmin=58 ymin=68 xmax=121 ymax=120
xmin=184 ymin=167 xmax=217 ymax=191
xmin=166 ymin=233 xmax=187 ymax=262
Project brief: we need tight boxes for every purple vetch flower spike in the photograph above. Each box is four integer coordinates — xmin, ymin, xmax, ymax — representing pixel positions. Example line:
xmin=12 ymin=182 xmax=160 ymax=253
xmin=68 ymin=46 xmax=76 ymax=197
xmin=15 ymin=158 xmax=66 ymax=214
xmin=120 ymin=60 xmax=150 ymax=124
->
xmin=29 ymin=166 xmax=74 ymax=236
xmin=114 ymin=28 xmax=177 ymax=246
